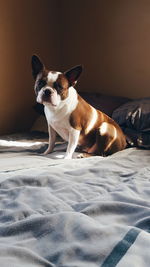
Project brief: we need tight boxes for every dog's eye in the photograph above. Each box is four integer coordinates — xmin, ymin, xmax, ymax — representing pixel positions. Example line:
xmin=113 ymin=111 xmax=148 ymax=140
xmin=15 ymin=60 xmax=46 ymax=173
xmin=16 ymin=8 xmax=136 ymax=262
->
xmin=35 ymin=80 xmax=46 ymax=95
xmin=53 ymin=82 xmax=62 ymax=91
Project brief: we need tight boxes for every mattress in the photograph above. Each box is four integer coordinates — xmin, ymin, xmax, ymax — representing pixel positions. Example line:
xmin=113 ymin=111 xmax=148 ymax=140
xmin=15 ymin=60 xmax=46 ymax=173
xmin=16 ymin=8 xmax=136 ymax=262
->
xmin=0 ymin=132 xmax=150 ymax=266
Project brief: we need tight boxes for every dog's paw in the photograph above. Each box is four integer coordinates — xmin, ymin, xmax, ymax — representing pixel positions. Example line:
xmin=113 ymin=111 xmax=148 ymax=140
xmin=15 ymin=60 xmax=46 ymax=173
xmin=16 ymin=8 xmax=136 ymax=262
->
xmin=77 ymin=153 xmax=88 ymax=158
xmin=42 ymin=148 xmax=53 ymax=155
xmin=77 ymin=153 xmax=84 ymax=158
xmin=64 ymin=155 xmax=72 ymax=159
xmin=77 ymin=153 xmax=95 ymax=158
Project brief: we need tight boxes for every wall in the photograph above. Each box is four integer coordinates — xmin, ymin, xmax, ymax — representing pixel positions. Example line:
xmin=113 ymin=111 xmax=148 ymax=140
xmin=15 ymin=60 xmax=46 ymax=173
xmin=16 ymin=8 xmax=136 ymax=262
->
xmin=60 ymin=0 xmax=150 ymax=98
xmin=1 ymin=0 xmax=150 ymax=135
xmin=0 ymin=0 xmax=60 ymax=135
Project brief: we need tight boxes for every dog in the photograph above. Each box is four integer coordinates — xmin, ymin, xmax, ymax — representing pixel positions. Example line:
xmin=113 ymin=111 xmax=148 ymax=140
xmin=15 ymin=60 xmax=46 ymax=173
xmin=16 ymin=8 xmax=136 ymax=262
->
xmin=31 ymin=55 xmax=126 ymax=159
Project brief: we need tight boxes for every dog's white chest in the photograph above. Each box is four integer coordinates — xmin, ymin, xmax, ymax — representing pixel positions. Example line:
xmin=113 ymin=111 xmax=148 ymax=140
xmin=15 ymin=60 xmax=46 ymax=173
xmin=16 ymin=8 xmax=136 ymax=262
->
xmin=44 ymin=106 xmax=72 ymax=141
xmin=51 ymin=120 xmax=70 ymax=141
xmin=44 ymin=87 xmax=78 ymax=141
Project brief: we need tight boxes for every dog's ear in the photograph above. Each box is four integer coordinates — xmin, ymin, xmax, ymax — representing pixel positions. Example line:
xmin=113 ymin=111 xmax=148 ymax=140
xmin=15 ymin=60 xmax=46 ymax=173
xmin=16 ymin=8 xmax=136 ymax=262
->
xmin=64 ymin=65 xmax=83 ymax=86
xmin=31 ymin=55 xmax=45 ymax=79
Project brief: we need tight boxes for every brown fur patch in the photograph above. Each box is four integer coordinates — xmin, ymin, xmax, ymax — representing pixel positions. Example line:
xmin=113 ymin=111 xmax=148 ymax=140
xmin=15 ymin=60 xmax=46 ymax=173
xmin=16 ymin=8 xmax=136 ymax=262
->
xmin=55 ymin=74 xmax=69 ymax=100
xmin=70 ymin=95 xmax=92 ymax=131
xmin=70 ymin=94 xmax=127 ymax=155
xmin=70 ymin=95 xmax=98 ymax=148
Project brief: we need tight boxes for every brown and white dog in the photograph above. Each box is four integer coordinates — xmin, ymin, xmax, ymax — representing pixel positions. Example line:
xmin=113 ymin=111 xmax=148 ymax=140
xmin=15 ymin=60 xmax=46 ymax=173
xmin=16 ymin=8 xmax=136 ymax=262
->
xmin=31 ymin=55 xmax=126 ymax=159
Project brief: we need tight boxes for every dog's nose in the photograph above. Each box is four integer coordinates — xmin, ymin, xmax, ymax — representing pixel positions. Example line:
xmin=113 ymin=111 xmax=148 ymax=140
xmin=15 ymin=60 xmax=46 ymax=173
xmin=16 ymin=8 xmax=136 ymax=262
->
xmin=44 ymin=89 xmax=51 ymax=97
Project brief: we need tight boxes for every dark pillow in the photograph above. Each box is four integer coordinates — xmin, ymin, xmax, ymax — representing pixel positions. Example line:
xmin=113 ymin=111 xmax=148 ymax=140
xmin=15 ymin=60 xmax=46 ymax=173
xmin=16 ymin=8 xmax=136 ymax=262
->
xmin=112 ymin=98 xmax=150 ymax=149
xmin=112 ymin=98 xmax=150 ymax=131
xmin=34 ymin=93 xmax=130 ymax=117
xmin=123 ymin=127 xmax=150 ymax=149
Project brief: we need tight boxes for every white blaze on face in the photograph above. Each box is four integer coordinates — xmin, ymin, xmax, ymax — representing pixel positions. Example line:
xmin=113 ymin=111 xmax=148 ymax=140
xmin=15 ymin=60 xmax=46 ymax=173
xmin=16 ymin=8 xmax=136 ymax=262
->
xmin=46 ymin=71 xmax=61 ymax=106
xmin=47 ymin=71 xmax=61 ymax=86
xmin=85 ymin=107 xmax=98 ymax=134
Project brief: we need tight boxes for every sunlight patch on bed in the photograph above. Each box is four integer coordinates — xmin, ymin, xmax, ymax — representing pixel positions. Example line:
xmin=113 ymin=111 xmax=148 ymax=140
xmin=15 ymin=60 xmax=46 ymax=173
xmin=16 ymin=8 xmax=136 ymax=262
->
xmin=55 ymin=154 xmax=65 ymax=159
xmin=0 ymin=139 xmax=43 ymax=148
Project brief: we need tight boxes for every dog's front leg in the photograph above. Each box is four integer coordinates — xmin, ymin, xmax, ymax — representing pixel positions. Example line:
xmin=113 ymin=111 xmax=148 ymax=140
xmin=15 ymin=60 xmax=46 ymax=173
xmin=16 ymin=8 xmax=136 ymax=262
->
xmin=64 ymin=129 xmax=80 ymax=159
xmin=43 ymin=125 xmax=56 ymax=155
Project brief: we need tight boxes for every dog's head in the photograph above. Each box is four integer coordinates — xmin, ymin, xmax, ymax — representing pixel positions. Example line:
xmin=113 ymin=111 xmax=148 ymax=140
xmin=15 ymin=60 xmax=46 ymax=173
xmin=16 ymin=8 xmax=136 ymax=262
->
xmin=31 ymin=55 xmax=82 ymax=107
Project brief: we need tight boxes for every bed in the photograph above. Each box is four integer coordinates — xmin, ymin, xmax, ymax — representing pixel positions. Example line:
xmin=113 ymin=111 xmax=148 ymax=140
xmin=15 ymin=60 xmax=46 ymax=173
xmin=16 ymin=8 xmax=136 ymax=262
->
xmin=0 ymin=94 xmax=150 ymax=267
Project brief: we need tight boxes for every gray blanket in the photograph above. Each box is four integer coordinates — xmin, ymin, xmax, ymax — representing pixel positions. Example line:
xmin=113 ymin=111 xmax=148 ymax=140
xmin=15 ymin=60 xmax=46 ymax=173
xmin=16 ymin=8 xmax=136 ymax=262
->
xmin=0 ymin=134 xmax=150 ymax=266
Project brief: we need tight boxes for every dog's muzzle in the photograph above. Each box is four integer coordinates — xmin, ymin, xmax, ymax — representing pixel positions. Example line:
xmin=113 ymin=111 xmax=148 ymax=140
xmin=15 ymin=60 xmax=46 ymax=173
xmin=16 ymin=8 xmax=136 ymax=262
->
xmin=36 ymin=88 xmax=51 ymax=104
xmin=43 ymin=88 xmax=51 ymax=97
xmin=37 ymin=88 xmax=58 ymax=106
